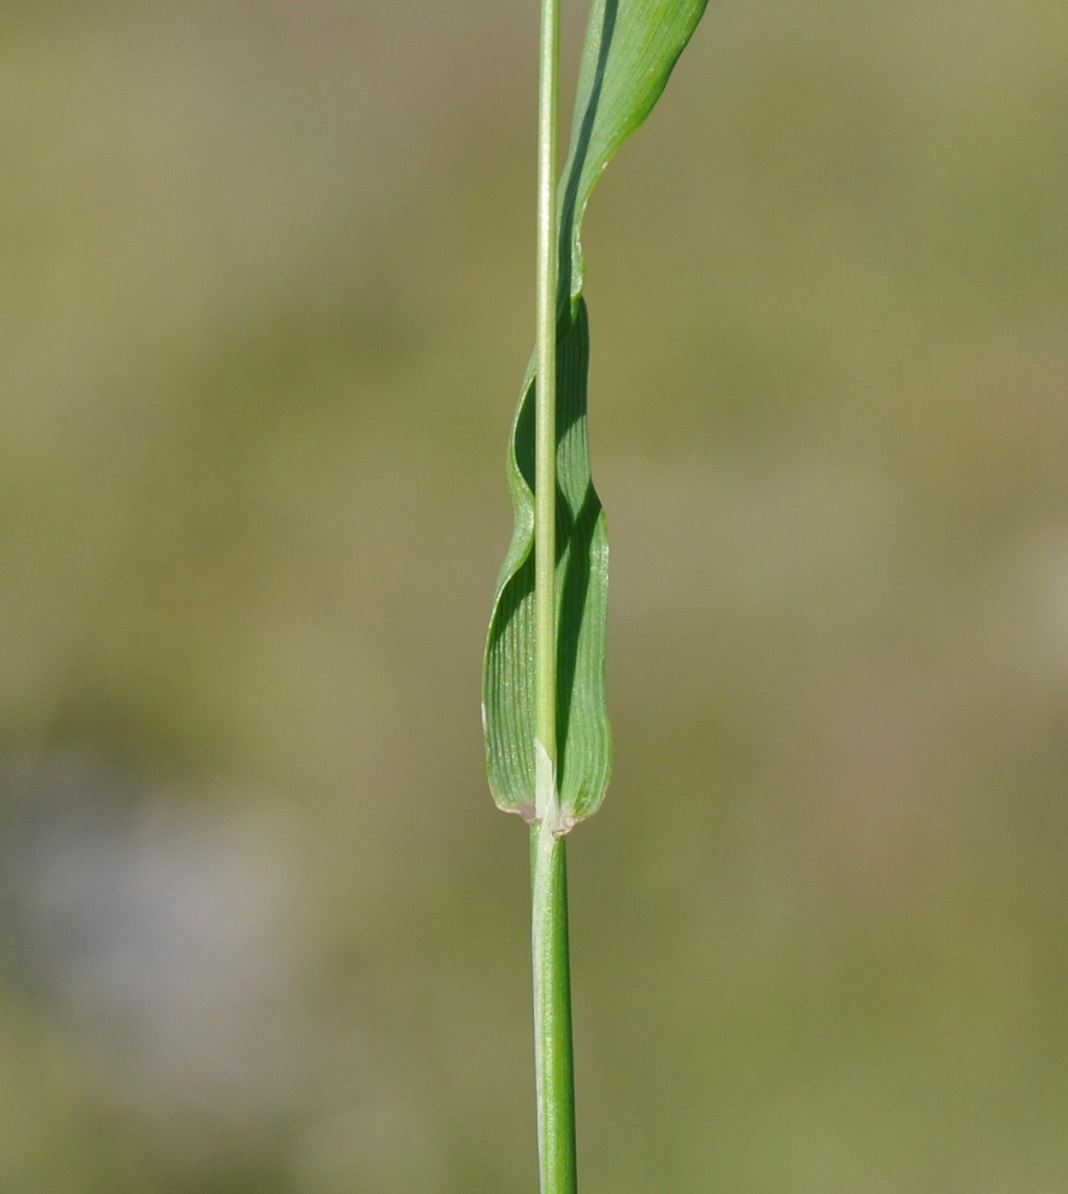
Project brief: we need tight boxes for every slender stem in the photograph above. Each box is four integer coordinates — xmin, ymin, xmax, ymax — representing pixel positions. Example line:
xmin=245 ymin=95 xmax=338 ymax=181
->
xmin=532 ymin=1 xmax=577 ymax=1193
xmin=534 ymin=0 xmax=560 ymax=825
xmin=532 ymin=825 xmax=578 ymax=1194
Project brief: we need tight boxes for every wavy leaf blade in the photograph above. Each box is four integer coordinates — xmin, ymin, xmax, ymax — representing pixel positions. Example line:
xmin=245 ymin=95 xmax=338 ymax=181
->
xmin=560 ymin=0 xmax=710 ymax=306
xmin=483 ymin=0 xmax=708 ymax=829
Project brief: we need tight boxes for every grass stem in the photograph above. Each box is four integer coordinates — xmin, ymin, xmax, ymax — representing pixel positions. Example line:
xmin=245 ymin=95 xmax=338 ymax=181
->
xmin=534 ymin=0 xmax=560 ymax=823
xmin=533 ymin=1 xmax=577 ymax=1192
xmin=531 ymin=825 xmax=578 ymax=1194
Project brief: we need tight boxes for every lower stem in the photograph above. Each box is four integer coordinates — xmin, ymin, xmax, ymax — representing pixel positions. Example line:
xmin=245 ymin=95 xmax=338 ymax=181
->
xmin=531 ymin=823 xmax=578 ymax=1194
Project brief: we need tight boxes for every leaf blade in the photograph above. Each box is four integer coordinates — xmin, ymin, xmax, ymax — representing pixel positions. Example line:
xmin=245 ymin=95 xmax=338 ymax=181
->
xmin=560 ymin=0 xmax=710 ymax=307
xmin=483 ymin=0 xmax=707 ymax=829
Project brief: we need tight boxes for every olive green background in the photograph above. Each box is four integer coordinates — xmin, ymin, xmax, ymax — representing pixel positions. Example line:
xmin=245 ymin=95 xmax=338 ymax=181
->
xmin=2 ymin=1 xmax=1067 ymax=1190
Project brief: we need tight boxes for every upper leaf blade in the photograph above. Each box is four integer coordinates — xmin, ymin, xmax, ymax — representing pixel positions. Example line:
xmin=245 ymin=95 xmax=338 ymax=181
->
xmin=559 ymin=0 xmax=710 ymax=307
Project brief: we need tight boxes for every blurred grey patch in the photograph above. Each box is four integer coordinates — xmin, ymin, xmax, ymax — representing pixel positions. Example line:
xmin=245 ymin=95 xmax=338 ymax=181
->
xmin=0 ymin=750 xmax=448 ymax=1187
xmin=0 ymin=753 xmax=341 ymax=1130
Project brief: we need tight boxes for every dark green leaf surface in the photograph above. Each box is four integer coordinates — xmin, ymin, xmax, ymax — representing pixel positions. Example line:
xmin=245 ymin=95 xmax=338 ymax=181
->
xmin=483 ymin=0 xmax=708 ymax=828
xmin=559 ymin=0 xmax=711 ymax=309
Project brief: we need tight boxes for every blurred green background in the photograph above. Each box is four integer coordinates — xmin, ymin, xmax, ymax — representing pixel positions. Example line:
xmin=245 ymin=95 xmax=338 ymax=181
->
xmin=3 ymin=1 xmax=1068 ymax=1190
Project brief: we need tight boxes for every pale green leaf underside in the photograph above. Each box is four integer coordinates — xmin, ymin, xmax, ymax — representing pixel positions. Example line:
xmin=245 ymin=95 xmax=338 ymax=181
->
xmin=483 ymin=0 xmax=708 ymax=827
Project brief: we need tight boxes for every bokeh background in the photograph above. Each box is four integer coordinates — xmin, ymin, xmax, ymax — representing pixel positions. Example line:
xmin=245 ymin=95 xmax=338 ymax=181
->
xmin=3 ymin=0 xmax=1068 ymax=1190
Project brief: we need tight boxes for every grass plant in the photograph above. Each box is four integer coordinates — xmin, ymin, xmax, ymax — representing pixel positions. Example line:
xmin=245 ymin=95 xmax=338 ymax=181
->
xmin=482 ymin=2 xmax=708 ymax=1190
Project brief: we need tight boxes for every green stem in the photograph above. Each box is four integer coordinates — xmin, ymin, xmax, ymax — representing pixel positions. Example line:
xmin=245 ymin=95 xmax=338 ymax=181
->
xmin=534 ymin=0 xmax=560 ymax=825
xmin=533 ymin=1 xmax=576 ymax=1192
xmin=531 ymin=825 xmax=578 ymax=1194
